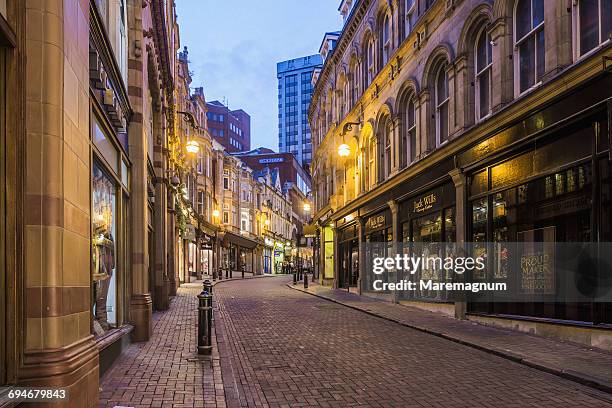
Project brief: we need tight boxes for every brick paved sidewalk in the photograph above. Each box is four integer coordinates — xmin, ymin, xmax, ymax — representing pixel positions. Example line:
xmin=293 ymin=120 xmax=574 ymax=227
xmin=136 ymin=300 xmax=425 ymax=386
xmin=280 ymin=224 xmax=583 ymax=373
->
xmin=99 ymin=282 xmax=226 ymax=408
xmin=289 ymin=279 xmax=612 ymax=394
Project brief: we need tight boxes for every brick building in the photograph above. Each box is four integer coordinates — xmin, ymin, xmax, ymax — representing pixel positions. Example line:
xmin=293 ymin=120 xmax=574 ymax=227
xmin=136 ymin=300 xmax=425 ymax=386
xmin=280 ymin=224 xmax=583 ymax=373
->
xmin=206 ymin=100 xmax=251 ymax=153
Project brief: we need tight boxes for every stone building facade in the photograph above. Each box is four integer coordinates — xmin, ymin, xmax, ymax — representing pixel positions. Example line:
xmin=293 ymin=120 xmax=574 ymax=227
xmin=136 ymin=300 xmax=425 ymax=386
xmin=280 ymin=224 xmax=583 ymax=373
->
xmin=309 ymin=0 xmax=612 ymax=348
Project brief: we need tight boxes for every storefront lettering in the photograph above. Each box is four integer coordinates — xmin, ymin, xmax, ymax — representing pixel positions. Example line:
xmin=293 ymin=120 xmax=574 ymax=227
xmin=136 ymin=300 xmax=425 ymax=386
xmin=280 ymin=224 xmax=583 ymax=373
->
xmin=413 ymin=193 xmax=438 ymax=214
xmin=367 ymin=214 xmax=386 ymax=230
xmin=520 ymin=251 xmax=555 ymax=294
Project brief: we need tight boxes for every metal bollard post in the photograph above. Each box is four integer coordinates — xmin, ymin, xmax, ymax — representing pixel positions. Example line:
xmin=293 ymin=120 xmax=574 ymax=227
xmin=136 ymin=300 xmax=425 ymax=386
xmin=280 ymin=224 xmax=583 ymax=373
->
xmin=304 ymin=273 xmax=308 ymax=289
xmin=197 ymin=290 xmax=212 ymax=355
xmin=203 ymin=279 xmax=213 ymax=295
xmin=293 ymin=272 xmax=297 ymax=284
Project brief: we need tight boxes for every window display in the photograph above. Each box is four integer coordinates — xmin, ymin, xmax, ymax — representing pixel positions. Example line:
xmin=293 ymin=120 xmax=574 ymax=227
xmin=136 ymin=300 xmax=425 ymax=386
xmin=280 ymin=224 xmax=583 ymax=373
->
xmin=92 ymin=162 xmax=117 ymax=335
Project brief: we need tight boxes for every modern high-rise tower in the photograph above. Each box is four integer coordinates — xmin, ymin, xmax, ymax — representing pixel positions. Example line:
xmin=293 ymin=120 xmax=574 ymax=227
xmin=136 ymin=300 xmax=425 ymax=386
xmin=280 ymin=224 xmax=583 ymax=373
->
xmin=276 ymin=54 xmax=323 ymax=171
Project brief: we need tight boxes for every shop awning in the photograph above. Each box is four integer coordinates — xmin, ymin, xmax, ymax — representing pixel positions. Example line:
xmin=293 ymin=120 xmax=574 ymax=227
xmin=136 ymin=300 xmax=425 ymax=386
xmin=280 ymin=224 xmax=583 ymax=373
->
xmin=219 ymin=231 xmax=259 ymax=250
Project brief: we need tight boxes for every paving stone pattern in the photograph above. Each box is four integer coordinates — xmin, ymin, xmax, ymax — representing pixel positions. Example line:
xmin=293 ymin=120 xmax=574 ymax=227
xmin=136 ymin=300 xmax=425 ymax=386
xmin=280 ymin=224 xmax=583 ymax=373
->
xmin=293 ymin=282 xmax=612 ymax=393
xmin=99 ymin=283 xmax=225 ymax=408
xmin=215 ymin=276 xmax=612 ymax=408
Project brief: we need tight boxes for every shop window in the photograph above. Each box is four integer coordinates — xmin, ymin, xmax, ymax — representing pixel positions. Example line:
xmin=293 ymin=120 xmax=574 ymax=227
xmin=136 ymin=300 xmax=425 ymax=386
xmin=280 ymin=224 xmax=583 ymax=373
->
xmin=469 ymin=162 xmax=596 ymax=321
xmin=92 ymin=162 xmax=118 ymax=335
xmin=435 ymin=63 xmax=449 ymax=145
xmin=574 ymin=0 xmax=612 ymax=57
xmin=94 ymin=118 xmax=119 ymax=173
xmin=475 ymin=26 xmax=492 ymax=121
xmin=514 ymin=0 xmax=545 ymax=94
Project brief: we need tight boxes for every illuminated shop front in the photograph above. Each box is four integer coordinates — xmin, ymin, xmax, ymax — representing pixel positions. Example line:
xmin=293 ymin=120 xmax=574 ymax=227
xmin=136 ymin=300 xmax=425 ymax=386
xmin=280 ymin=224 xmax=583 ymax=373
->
xmin=92 ymin=115 xmax=131 ymax=340
xmin=263 ymin=238 xmax=274 ymax=273
xmin=466 ymin=116 xmax=611 ymax=324
xmin=337 ymin=223 xmax=359 ymax=291
xmin=398 ymin=184 xmax=456 ymax=302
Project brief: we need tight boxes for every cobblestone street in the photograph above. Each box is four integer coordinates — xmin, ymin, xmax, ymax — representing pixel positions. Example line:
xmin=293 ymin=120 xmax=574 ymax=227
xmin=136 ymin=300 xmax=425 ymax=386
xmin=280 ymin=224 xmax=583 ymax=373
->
xmin=98 ymin=276 xmax=612 ymax=408
xmin=99 ymin=282 xmax=225 ymax=408
xmin=214 ymin=276 xmax=612 ymax=408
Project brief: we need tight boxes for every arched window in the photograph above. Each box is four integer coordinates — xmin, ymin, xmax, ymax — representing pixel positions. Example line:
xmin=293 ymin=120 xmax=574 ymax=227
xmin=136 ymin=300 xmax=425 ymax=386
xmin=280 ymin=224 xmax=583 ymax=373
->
xmin=382 ymin=13 xmax=391 ymax=66
xmin=514 ymin=0 xmax=544 ymax=94
xmin=383 ymin=119 xmax=392 ymax=179
xmin=366 ymin=137 xmax=376 ymax=189
xmin=366 ymin=37 xmax=375 ymax=88
xmin=405 ymin=96 xmax=416 ymax=164
xmin=574 ymin=0 xmax=612 ymax=57
xmin=435 ymin=64 xmax=449 ymax=145
xmin=475 ymin=26 xmax=492 ymax=120
xmin=400 ymin=95 xmax=415 ymax=169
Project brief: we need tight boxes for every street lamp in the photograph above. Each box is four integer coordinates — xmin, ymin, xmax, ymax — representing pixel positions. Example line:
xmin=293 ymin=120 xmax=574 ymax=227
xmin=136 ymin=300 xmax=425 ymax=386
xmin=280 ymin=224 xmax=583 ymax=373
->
xmin=186 ymin=140 xmax=200 ymax=155
xmin=338 ymin=143 xmax=350 ymax=157
xmin=212 ymin=209 xmax=220 ymax=218
xmin=303 ymin=202 xmax=311 ymax=213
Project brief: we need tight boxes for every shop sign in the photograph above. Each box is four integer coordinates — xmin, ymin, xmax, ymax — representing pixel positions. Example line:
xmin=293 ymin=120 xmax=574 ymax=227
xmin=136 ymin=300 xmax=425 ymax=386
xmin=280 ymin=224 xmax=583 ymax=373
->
xmin=259 ymin=157 xmax=284 ymax=164
xmin=366 ymin=214 xmax=386 ymax=231
xmin=413 ymin=192 xmax=438 ymax=214
xmin=184 ymin=224 xmax=196 ymax=241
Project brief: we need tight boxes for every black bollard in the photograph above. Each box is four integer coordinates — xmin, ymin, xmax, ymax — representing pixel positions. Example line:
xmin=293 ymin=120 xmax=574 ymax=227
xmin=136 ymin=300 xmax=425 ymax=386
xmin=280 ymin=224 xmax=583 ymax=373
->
xmin=293 ymin=272 xmax=297 ymax=284
xmin=197 ymin=290 xmax=212 ymax=355
xmin=203 ymin=279 xmax=213 ymax=295
xmin=304 ymin=273 xmax=308 ymax=289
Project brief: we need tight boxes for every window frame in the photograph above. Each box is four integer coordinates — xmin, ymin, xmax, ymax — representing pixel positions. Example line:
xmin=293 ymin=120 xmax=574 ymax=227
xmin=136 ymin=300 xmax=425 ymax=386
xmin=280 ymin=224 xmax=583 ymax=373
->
xmin=572 ymin=0 xmax=612 ymax=60
xmin=382 ymin=13 xmax=392 ymax=66
xmin=513 ymin=0 xmax=545 ymax=96
xmin=405 ymin=95 xmax=417 ymax=167
xmin=434 ymin=63 xmax=449 ymax=146
xmin=475 ymin=25 xmax=493 ymax=121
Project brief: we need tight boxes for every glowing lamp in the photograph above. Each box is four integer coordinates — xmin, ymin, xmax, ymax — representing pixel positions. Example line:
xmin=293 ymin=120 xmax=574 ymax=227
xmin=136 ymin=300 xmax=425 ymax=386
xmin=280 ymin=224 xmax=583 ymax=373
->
xmin=303 ymin=203 xmax=311 ymax=212
xmin=186 ymin=140 xmax=200 ymax=155
xmin=338 ymin=143 xmax=350 ymax=157
xmin=212 ymin=209 xmax=220 ymax=218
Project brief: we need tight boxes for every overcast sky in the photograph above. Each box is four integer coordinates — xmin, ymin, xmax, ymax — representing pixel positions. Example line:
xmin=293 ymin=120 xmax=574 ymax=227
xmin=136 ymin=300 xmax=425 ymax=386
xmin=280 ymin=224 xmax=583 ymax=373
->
xmin=175 ymin=0 xmax=343 ymax=150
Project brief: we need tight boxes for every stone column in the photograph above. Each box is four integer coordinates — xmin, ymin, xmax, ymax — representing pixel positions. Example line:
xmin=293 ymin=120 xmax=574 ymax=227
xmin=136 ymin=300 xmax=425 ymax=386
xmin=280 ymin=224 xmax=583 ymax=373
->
xmin=388 ymin=200 xmax=400 ymax=304
xmin=168 ymin=200 xmax=177 ymax=295
xmin=453 ymin=55 xmax=468 ymax=132
xmin=490 ymin=18 xmax=513 ymax=110
xmin=450 ymin=168 xmax=467 ymax=319
xmin=543 ymin=0 xmax=572 ymax=79
xmin=153 ymin=124 xmax=169 ymax=311
xmin=127 ymin=2 xmax=152 ymax=341
xmin=21 ymin=0 xmax=98 ymax=404
xmin=357 ymin=216 xmax=366 ymax=295
xmin=418 ymin=89 xmax=433 ymax=157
